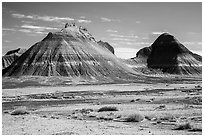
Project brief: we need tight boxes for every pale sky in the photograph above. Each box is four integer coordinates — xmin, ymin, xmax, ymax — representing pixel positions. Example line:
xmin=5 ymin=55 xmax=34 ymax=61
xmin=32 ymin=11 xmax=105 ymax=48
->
xmin=2 ymin=2 xmax=202 ymax=58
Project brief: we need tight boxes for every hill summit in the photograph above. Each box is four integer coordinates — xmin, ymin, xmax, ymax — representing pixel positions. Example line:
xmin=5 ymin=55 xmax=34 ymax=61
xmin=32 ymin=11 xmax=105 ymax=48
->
xmin=147 ymin=33 xmax=202 ymax=75
xmin=124 ymin=33 xmax=201 ymax=75
xmin=3 ymin=23 xmax=138 ymax=82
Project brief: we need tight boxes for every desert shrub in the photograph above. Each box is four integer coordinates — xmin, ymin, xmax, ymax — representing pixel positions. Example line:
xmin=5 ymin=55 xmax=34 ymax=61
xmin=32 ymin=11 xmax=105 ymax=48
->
xmin=10 ymin=108 xmax=29 ymax=115
xmin=98 ymin=106 xmax=118 ymax=112
xmin=174 ymin=122 xmax=192 ymax=130
xmin=80 ymin=108 xmax=93 ymax=114
xmin=159 ymin=115 xmax=177 ymax=122
xmin=124 ymin=113 xmax=144 ymax=122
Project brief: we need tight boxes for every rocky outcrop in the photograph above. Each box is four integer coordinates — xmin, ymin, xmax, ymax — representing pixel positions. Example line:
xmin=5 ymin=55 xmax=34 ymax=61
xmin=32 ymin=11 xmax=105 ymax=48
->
xmin=136 ymin=46 xmax=152 ymax=59
xmin=2 ymin=48 xmax=26 ymax=69
xmin=5 ymin=48 xmax=26 ymax=56
xmin=147 ymin=33 xmax=202 ymax=75
xmin=2 ymin=54 xmax=19 ymax=69
xmin=3 ymin=23 xmax=138 ymax=82
xmin=122 ymin=47 xmax=151 ymax=73
xmin=97 ymin=40 xmax=114 ymax=54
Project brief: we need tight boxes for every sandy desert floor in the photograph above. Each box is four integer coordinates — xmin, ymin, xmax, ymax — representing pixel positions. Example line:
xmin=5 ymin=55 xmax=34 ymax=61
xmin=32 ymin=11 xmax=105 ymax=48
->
xmin=2 ymin=81 xmax=202 ymax=135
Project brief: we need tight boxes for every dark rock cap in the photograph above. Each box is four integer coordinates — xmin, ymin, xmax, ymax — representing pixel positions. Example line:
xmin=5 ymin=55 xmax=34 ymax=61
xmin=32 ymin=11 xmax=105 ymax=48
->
xmin=97 ymin=40 xmax=115 ymax=54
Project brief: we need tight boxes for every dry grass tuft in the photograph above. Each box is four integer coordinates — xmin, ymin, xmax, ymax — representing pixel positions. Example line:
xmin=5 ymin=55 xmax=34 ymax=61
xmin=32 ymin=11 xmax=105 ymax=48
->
xmin=98 ymin=106 xmax=118 ymax=112
xmin=124 ymin=113 xmax=144 ymax=122
xmin=174 ymin=122 xmax=192 ymax=130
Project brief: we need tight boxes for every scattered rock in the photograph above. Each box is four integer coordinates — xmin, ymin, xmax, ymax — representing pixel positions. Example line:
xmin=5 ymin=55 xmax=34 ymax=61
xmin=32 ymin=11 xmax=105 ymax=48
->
xmin=146 ymin=100 xmax=152 ymax=103
xmin=195 ymin=85 xmax=201 ymax=89
xmin=98 ymin=117 xmax=104 ymax=120
xmin=104 ymin=117 xmax=113 ymax=121
xmin=72 ymin=116 xmax=78 ymax=119
xmin=63 ymin=96 xmax=73 ymax=99
xmin=78 ymin=117 xmax=83 ymax=120
xmin=155 ymin=105 xmax=166 ymax=110
xmin=138 ymin=128 xmax=144 ymax=131
xmin=116 ymin=114 xmax=122 ymax=118
xmin=151 ymin=118 xmax=157 ymax=121
xmin=50 ymin=115 xmax=55 ymax=119
xmin=50 ymin=115 xmax=59 ymax=119
xmin=190 ymin=116 xmax=202 ymax=122
xmin=150 ymin=98 xmax=155 ymax=101
xmin=152 ymin=122 xmax=157 ymax=125
xmin=95 ymin=102 xmax=101 ymax=105
xmin=145 ymin=115 xmax=154 ymax=121
xmin=157 ymin=120 xmax=162 ymax=124
xmin=159 ymin=92 xmax=164 ymax=95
